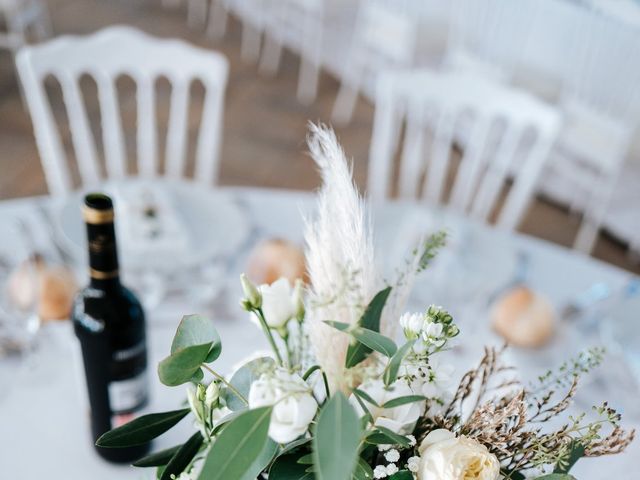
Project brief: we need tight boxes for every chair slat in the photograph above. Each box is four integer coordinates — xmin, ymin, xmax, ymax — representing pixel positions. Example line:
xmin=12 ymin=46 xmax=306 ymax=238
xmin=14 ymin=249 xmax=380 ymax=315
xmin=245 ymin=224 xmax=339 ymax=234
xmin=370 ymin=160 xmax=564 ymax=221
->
xmin=96 ymin=72 xmax=127 ymax=179
xmin=165 ymin=79 xmax=191 ymax=179
xmin=194 ymin=80 xmax=223 ymax=185
xmin=59 ymin=72 xmax=101 ymax=187
xmin=136 ymin=74 xmax=157 ymax=178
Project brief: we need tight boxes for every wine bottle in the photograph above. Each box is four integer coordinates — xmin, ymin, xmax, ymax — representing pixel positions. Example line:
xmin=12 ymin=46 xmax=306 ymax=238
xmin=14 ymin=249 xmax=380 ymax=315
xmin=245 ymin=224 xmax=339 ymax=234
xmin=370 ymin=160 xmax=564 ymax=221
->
xmin=72 ymin=193 xmax=150 ymax=463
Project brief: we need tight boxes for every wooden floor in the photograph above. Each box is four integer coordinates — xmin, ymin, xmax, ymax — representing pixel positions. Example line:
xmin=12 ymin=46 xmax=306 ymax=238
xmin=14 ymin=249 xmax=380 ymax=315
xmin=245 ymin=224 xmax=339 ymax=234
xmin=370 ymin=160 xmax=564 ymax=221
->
xmin=0 ymin=0 xmax=637 ymax=274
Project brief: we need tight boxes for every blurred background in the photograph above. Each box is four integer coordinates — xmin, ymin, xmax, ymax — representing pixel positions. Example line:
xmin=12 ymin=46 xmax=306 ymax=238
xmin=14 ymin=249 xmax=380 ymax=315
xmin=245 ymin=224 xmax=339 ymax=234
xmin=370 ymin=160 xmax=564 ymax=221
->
xmin=0 ymin=0 xmax=639 ymax=273
xmin=2 ymin=1 xmax=640 ymax=477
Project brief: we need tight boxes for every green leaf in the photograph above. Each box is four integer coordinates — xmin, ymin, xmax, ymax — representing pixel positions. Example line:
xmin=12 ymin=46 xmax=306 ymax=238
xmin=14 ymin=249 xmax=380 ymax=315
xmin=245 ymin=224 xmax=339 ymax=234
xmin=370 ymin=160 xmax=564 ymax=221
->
xmin=210 ymin=410 xmax=244 ymax=436
xmin=383 ymin=340 xmax=416 ymax=386
xmin=389 ymin=471 xmax=413 ymax=480
xmin=534 ymin=475 xmax=576 ymax=480
xmin=352 ymin=388 xmax=379 ymax=408
xmin=350 ymin=328 xmax=397 ymax=358
xmin=242 ymin=438 xmax=279 ymax=480
xmin=96 ymin=408 xmax=190 ymax=448
xmin=353 ymin=458 xmax=374 ymax=479
xmin=325 ymin=321 xmax=351 ymax=332
xmin=270 ymin=452 xmax=315 ymax=479
xmin=313 ymin=392 xmax=362 ymax=480
xmin=345 ymin=287 xmax=392 ymax=368
xmin=553 ymin=441 xmax=585 ymax=474
xmin=381 ymin=395 xmax=425 ymax=409
xmin=171 ymin=314 xmax=221 ymax=363
xmin=223 ymin=356 xmax=275 ymax=411
xmin=133 ymin=445 xmax=182 ymax=467
xmin=365 ymin=426 xmax=410 ymax=447
xmin=160 ymin=432 xmax=204 ymax=480
xmin=158 ymin=343 xmax=212 ymax=386
xmin=198 ymin=406 xmax=272 ymax=480
xmin=298 ymin=453 xmax=314 ymax=464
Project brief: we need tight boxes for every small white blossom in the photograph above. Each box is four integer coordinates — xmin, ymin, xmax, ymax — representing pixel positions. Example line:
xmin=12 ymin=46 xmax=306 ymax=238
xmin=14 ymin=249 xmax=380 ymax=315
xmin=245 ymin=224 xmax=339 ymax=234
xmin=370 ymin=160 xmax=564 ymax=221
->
xmin=406 ymin=434 xmax=416 ymax=447
xmin=407 ymin=456 xmax=420 ymax=473
xmin=384 ymin=449 xmax=400 ymax=462
xmin=386 ymin=463 xmax=399 ymax=475
xmin=373 ymin=465 xmax=388 ymax=478
xmin=254 ymin=278 xmax=299 ymax=329
xmin=378 ymin=444 xmax=392 ymax=452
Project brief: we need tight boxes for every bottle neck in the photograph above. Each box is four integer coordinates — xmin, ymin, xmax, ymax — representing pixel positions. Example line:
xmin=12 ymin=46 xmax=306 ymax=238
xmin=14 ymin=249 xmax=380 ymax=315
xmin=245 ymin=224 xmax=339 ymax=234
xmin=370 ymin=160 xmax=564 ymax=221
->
xmin=86 ymin=219 xmax=121 ymax=290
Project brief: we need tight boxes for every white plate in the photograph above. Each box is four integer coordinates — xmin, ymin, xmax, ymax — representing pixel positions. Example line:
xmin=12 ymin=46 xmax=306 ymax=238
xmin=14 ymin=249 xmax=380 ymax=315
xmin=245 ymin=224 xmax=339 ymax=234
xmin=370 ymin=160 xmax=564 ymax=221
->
xmin=54 ymin=180 xmax=249 ymax=273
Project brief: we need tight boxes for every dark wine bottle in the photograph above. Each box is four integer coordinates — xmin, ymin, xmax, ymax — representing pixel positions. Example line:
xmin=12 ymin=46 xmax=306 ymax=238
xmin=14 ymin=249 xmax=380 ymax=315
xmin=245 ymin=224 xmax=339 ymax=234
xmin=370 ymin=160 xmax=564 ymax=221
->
xmin=72 ymin=193 xmax=150 ymax=463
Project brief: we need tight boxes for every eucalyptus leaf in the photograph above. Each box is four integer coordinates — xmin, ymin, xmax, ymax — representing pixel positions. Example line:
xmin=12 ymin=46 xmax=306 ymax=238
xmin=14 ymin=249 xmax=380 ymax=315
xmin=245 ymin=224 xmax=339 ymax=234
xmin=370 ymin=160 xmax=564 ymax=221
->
xmin=241 ymin=438 xmax=279 ymax=480
xmin=96 ymin=408 xmax=190 ymax=447
xmin=171 ymin=314 xmax=221 ymax=363
xmin=223 ymin=356 xmax=275 ymax=411
xmin=158 ymin=343 xmax=212 ymax=387
xmin=365 ymin=426 xmax=410 ymax=447
xmin=353 ymin=458 xmax=374 ymax=480
xmin=350 ymin=328 xmax=397 ymax=358
xmin=352 ymin=388 xmax=380 ymax=408
xmin=553 ymin=441 xmax=585 ymax=474
xmin=198 ymin=406 xmax=272 ymax=480
xmin=270 ymin=452 xmax=316 ymax=479
xmin=389 ymin=471 xmax=413 ymax=480
xmin=133 ymin=445 xmax=182 ymax=467
xmin=382 ymin=340 xmax=416 ymax=386
xmin=345 ymin=287 xmax=392 ymax=368
xmin=381 ymin=395 xmax=425 ymax=409
xmin=160 ymin=432 xmax=204 ymax=480
xmin=313 ymin=392 xmax=362 ymax=480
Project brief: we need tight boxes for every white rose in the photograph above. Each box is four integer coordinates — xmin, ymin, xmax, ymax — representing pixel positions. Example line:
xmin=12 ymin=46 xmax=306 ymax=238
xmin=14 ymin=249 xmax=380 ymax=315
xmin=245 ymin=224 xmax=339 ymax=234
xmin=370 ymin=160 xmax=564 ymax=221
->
xmin=248 ymin=368 xmax=318 ymax=443
xmin=418 ymin=429 xmax=500 ymax=480
xmin=258 ymin=278 xmax=298 ymax=329
xmin=351 ymin=379 xmax=424 ymax=434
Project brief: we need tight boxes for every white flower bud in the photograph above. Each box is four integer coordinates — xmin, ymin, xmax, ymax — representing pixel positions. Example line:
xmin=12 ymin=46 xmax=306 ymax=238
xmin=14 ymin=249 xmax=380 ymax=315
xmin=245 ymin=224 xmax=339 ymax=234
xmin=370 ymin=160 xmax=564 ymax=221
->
xmin=205 ymin=381 xmax=220 ymax=410
xmin=240 ymin=273 xmax=262 ymax=310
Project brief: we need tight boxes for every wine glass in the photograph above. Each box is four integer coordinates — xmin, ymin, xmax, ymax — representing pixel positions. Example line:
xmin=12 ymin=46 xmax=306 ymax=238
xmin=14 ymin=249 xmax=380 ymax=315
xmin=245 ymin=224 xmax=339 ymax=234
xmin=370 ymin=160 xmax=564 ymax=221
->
xmin=0 ymin=218 xmax=42 ymax=401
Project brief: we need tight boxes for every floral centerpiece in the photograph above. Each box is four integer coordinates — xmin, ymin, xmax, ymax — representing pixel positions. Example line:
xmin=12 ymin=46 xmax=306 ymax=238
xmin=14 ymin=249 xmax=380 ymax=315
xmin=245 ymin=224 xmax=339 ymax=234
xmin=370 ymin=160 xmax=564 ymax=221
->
xmin=97 ymin=125 xmax=633 ymax=480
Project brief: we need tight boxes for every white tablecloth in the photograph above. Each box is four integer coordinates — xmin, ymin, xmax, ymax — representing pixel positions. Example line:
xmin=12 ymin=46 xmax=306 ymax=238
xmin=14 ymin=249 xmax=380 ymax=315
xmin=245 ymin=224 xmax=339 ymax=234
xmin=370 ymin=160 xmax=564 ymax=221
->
xmin=0 ymin=185 xmax=638 ymax=479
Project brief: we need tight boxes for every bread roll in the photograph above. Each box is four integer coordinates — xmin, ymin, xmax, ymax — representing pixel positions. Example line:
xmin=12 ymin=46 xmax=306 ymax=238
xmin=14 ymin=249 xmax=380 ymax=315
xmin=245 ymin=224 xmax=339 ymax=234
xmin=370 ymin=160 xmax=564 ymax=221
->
xmin=491 ymin=286 xmax=555 ymax=348
xmin=38 ymin=266 xmax=77 ymax=321
xmin=246 ymin=238 xmax=307 ymax=286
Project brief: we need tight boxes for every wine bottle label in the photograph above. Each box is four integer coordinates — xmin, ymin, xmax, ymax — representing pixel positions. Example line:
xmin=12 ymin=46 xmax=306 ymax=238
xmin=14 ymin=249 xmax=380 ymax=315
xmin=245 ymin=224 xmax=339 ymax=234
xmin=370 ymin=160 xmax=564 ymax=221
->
xmin=108 ymin=372 xmax=149 ymax=413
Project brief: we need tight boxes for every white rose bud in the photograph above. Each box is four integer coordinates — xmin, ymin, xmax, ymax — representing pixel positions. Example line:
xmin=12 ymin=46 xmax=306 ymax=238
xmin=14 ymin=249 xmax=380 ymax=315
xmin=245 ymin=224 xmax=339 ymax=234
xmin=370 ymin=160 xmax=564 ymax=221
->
xmin=240 ymin=273 xmax=262 ymax=310
xmin=418 ymin=429 xmax=500 ymax=480
xmin=259 ymin=278 xmax=297 ymax=329
xmin=248 ymin=368 xmax=318 ymax=443
xmin=205 ymin=381 xmax=220 ymax=410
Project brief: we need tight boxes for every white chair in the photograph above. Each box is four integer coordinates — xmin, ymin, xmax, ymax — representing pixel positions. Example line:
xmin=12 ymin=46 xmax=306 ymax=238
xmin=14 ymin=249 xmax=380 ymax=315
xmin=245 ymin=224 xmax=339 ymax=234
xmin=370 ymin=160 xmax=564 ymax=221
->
xmin=0 ymin=0 xmax=51 ymax=53
xmin=331 ymin=1 xmax=417 ymax=125
xmin=16 ymin=25 xmax=229 ymax=196
xmin=258 ymin=0 xmax=323 ymax=104
xmin=368 ymin=69 xmax=561 ymax=230
xmin=207 ymin=0 xmax=270 ymax=63
xmin=444 ymin=0 xmax=537 ymax=83
xmin=547 ymin=10 xmax=640 ymax=253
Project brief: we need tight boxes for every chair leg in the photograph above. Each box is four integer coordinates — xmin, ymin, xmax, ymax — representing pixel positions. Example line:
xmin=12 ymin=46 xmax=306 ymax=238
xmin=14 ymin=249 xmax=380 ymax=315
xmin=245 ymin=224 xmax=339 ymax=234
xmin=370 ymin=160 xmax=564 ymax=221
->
xmin=207 ymin=0 xmax=228 ymax=39
xmin=297 ymin=58 xmax=319 ymax=104
xmin=331 ymin=81 xmax=359 ymax=126
xmin=259 ymin=33 xmax=282 ymax=75
xmin=241 ymin=22 xmax=262 ymax=63
xmin=187 ymin=0 xmax=208 ymax=29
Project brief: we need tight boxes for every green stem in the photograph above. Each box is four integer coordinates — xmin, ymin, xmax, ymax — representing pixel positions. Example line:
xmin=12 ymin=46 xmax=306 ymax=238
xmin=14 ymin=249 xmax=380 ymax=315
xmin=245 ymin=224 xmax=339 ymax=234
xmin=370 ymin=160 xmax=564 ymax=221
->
xmin=255 ymin=307 xmax=285 ymax=366
xmin=302 ymin=365 xmax=322 ymax=381
xmin=202 ymin=364 xmax=248 ymax=406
